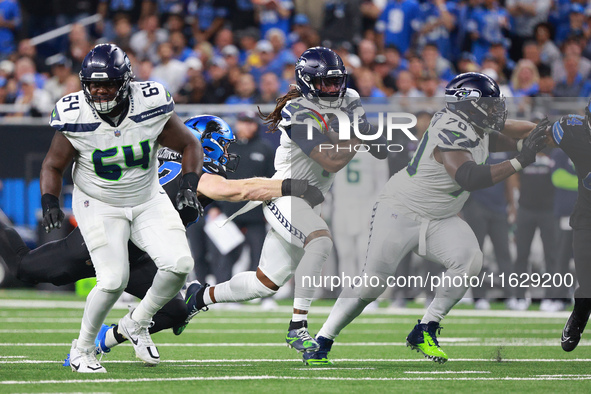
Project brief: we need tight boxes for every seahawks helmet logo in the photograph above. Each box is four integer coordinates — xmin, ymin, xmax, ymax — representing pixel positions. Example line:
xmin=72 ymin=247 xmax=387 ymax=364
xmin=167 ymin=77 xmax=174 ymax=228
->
xmin=452 ymin=88 xmax=481 ymax=101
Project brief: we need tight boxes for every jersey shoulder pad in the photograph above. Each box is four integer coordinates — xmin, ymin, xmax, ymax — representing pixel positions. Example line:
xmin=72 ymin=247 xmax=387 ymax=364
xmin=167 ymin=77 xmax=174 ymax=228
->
xmin=344 ymin=88 xmax=360 ymax=99
xmin=281 ymin=98 xmax=321 ymax=126
xmin=202 ymin=157 xmax=227 ymax=178
xmin=130 ymin=81 xmax=174 ymax=110
xmin=553 ymin=114 xmax=583 ymax=145
xmin=157 ymin=147 xmax=182 ymax=163
xmin=433 ymin=111 xmax=480 ymax=151
xmin=50 ymin=91 xmax=100 ymax=133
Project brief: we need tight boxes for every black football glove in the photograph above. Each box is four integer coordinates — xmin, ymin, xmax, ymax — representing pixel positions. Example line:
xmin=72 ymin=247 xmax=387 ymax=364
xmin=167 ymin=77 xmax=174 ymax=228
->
xmin=282 ymin=179 xmax=325 ymax=207
xmin=176 ymin=172 xmax=204 ymax=218
xmin=515 ymin=117 xmax=550 ymax=168
xmin=41 ymin=193 xmax=64 ymax=233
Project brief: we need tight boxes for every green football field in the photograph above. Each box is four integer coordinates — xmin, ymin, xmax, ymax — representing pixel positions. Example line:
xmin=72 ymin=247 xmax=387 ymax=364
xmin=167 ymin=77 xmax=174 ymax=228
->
xmin=1 ymin=290 xmax=590 ymax=393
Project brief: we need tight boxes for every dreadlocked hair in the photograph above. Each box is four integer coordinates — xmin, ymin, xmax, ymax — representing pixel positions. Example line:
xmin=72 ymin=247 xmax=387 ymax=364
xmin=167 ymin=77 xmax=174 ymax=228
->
xmin=258 ymin=88 xmax=301 ymax=133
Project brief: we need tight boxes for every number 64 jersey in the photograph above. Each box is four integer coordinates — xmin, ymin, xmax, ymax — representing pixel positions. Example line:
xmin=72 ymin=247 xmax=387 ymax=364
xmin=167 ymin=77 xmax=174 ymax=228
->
xmin=49 ymin=81 xmax=174 ymax=207
xmin=379 ymin=109 xmax=489 ymax=220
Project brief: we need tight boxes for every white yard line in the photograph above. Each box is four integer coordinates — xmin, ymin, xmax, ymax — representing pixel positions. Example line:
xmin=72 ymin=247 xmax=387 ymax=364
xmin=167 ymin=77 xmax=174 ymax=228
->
xmin=2 ymin=375 xmax=591 ymax=385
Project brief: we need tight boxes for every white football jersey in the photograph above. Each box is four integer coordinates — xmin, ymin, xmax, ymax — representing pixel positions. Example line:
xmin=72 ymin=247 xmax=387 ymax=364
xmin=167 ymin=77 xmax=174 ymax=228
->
xmin=379 ymin=109 xmax=489 ymax=219
xmin=273 ymin=88 xmax=363 ymax=195
xmin=49 ymin=81 xmax=174 ymax=207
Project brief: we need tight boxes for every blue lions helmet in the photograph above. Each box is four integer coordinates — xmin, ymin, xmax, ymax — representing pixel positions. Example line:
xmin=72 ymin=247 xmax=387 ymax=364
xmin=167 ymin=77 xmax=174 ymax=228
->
xmin=79 ymin=43 xmax=133 ymax=114
xmin=184 ymin=115 xmax=240 ymax=172
xmin=295 ymin=46 xmax=347 ymax=107
xmin=445 ymin=72 xmax=507 ymax=133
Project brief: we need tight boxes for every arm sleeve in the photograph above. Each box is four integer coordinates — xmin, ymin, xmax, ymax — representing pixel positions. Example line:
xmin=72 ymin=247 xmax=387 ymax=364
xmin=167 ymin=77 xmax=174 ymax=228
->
xmin=454 ymin=160 xmax=494 ymax=192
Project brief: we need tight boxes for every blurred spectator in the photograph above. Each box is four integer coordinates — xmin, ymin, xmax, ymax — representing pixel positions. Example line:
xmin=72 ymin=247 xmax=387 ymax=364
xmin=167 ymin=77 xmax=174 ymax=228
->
xmin=522 ymin=40 xmax=544 ymax=73
xmin=204 ymin=56 xmax=233 ymax=103
xmin=391 ymin=69 xmax=421 ymax=111
xmin=266 ymin=28 xmax=295 ymax=69
xmin=0 ymin=76 xmax=9 ymax=115
xmin=451 ymin=0 xmax=482 ymax=61
xmin=0 ymin=0 xmax=20 ymax=60
xmin=249 ymin=39 xmax=282 ymax=83
xmin=287 ymin=13 xmax=311 ymax=46
xmin=170 ymin=30 xmax=197 ymax=61
xmin=373 ymin=54 xmax=397 ymax=96
xmin=421 ymin=43 xmax=454 ymax=83
xmin=214 ymin=28 xmax=234 ymax=55
xmin=509 ymin=59 xmax=538 ymax=115
xmin=221 ymin=44 xmax=240 ymax=68
xmin=530 ymin=68 xmax=556 ymax=116
xmin=457 ymin=52 xmax=479 ymax=74
xmin=406 ymin=52 xmax=424 ymax=82
xmin=416 ymin=0 xmax=457 ymax=61
xmin=237 ymin=26 xmax=260 ymax=64
xmin=16 ymin=39 xmax=45 ymax=75
xmin=228 ymin=0 xmax=256 ymax=33
xmin=553 ymin=54 xmax=591 ymax=98
xmin=66 ymin=23 xmax=93 ymax=75
xmin=357 ymin=39 xmax=377 ymax=68
xmin=216 ymin=111 xmax=275 ymax=280
xmin=225 ymin=72 xmax=257 ymax=104
xmin=467 ymin=0 xmax=511 ymax=64
xmin=12 ymin=73 xmax=52 ymax=117
xmin=486 ymin=41 xmax=515 ymax=81
xmin=418 ymin=71 xmax=444 ymax=113
xmin=552 ymin=37 xmax=591 ymax=83
xmin=534 ymin=22 xmax=561 ymax=67
xmin=506 ymin=0 xmax=551 ymax=61
xmin=188 ymin=0 xmax=231 ymax=43
xmin=43 ymin=54 xmax=74 ymax=103
xmin=195 ymin=40 xmax=214 ymax=67
xmin=375 ymin=0 xmax=420 ymax=55
xmin=253 ymin=0 xmax=293 ymax=38
xmin=255 ymin=71 xmax=281 ymax=103
xmin=151 ymin=42 xmax=188 ymax=96
xmin=136 ymin=58 xmax=155 ymax=82
xmin=14 ymin=56 xmax=44 ymax=89
xmin=555 ymin=3 xmax=587 ymax=46
xmin=62 ymin=74 xmax=81 ymax=96
xmin=176 ymin=57 xmax=208 ymax=104
xmin=383 ymin=45 xmax=407 ymax=79
xmin=112 ymin=14 xmax=134 ymax=51
xmin=321 ymin=0 xmax=363 ymax=47
xmin=130 ymin=14 xmax=168 ymax=63
xmin=353 ymin=67 xmax=387 ymax=101
xmin=97 ymin=0 xmax=151 ymax=30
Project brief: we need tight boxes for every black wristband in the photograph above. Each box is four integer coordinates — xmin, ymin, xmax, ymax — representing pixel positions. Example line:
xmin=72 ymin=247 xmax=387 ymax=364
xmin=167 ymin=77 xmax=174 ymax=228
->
xmin=281 ymin=179 xmax=309 ymax=197
xmin=180 ymin=172 xmax=200 ymax=192
xmin=281 ymin=179 xmax=290 ymax=196
xmin=41 ymin=193 xmax=60 ymax=211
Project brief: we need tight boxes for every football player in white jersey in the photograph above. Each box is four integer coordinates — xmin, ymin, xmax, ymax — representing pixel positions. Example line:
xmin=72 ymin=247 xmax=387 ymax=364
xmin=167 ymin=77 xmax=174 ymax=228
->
xmin=184 ymin=47 xmax=386 ymax=353
xmin=41 ymin=44 xmax=204 ymax=373
xmin=304 ymin=72 xmax=550 ymax=365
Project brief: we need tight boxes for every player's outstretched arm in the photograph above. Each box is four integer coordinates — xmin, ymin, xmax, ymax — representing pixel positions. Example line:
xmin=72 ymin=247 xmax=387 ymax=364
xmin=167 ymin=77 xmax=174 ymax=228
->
xmin=501 ymin=119 xmax=536 ymax=139
xmin=40 ymin=131 xmax=76 ymax=232
xmin=198 ymin=175 xmax=324 ymax=206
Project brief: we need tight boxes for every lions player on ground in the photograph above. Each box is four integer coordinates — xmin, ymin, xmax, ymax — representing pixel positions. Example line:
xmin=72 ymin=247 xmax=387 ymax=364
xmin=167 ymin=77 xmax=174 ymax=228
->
xmin=184 ymin=47 xmax=385 ymax=354
xmin=0 ymin=115 xmax=323 ymax=359
xmin=543 ymin=104 xmax=591 ymax=353
xmin=304 ymin=72 xmax=549 ymax=365
xmin=42 ymin=44 xmax=204 ymax=372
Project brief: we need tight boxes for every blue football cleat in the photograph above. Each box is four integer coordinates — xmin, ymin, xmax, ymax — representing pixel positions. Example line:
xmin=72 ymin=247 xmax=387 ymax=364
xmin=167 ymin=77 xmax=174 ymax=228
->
xmin=181 ymin=281 xmax=209 ymax=330
xmin=95 ymin=324 xmax=113 ymax=354
xmin=63 ymin=353 xmax=70 ymax=367
xmin=303 ymin=336 xmax=333 ymax=366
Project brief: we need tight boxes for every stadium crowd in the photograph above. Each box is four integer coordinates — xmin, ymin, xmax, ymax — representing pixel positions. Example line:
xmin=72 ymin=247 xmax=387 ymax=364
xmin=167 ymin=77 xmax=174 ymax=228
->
xmin=0 ymin=0 xmax=589 ymax=311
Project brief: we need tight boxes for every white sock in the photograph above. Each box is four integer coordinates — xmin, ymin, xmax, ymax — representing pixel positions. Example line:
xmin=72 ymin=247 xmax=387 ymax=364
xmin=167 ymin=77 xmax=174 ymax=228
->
xmin=213 ymin=271 xmax=276 ymax=304
xmin=104 ymin=327 xmax=120 ymax=348
xmin=203 ymin=287 xmax=213 ymax=305
xmin=292 ymin=313 xmax=307 ymax=322
xmin=133 ymin=270 xmax=187 ymax=322
xmin=77 ymin=286 xmax=123 ymax=349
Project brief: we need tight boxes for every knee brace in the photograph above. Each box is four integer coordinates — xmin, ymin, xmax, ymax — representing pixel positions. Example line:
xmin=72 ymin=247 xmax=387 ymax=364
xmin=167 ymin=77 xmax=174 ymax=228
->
xmin=222 ymin=271 xmax=278 ymax=302
xmin=304 ymin=236 xmax=333 ymax=260
xmin=170 ymin=255 xmax=194 ymax=276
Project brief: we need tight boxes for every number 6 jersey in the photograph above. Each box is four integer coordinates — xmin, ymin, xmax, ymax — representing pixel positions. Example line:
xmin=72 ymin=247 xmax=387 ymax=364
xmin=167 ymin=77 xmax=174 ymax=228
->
xmin=49 ymin=81 xmax=174 ymax=207
xmin=379 ymin=108 xmax=489 ymax=219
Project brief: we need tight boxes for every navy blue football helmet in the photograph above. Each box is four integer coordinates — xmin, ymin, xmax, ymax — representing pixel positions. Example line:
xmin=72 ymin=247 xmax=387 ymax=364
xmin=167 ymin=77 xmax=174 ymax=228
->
xmin=79 ymin=44 xmax=133 ymax=114
xmin=445 ymin=72 xmax=507 ymax=133
xmin=184 ymin=115 xmax=240 ymax=172
xmin=295 ymin=47 xmax=347 ymax=107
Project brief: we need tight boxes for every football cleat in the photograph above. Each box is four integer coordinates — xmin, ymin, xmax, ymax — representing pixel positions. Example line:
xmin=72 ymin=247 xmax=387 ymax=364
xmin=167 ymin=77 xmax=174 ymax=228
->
xmin=118 ymin=311 xmax=160 ymax=366
xmin=69 ymin=339 xmax=106 ymax=373
xmin=562 ymin=311 xmax=590 ymax=352
xmin=286 ymin=325 xmax=320 ymax=353
xmin=95 ymin=324 xmax=114 ymax=354
xmin=183 ymin=281 xmax=209 ymax=326
xmin=406 ymin=320 xmax=448 ymax=364
xmin=303 ymin=335 xmax=333 ymax=366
